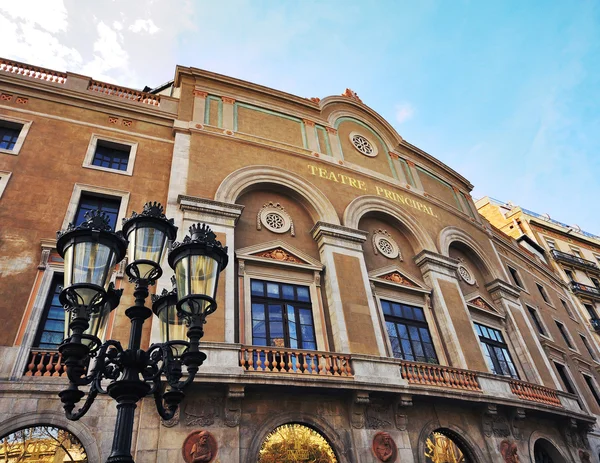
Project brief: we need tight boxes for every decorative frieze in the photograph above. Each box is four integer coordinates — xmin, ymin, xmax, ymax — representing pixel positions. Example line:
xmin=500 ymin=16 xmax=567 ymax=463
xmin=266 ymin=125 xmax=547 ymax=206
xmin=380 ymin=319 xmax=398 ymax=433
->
xmin=255 ymin=248 xmax=304 ymax=264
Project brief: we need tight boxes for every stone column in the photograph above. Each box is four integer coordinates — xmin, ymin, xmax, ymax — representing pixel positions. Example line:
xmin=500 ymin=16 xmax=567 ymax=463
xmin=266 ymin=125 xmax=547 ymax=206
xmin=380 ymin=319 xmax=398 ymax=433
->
xmin=303 ymin=119 xmax=319 ymax=152
xmin=312 ymin=222 xmax=386 ymax=356
xmin=415 ymin=250 xmax=484 ymax=370
xmin=221 ymin=96 xmax=235 ymax=130
xmin=192 ymin=89 xmax=208 ymax=123
xmin=326 ymin=127 xmax=343 ymax=160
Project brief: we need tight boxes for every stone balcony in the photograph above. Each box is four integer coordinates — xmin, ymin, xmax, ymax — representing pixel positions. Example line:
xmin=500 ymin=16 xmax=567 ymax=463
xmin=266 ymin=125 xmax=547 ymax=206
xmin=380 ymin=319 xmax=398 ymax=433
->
xmin=0 ymin=57 xmax=178 ymax=115
xmin=551 ymin=249 xmax=600 ymax=273
xmin=571 ymin=281 xmax=600 ymax=301
xmin=21 ymin=344 xmax=589 ymax=422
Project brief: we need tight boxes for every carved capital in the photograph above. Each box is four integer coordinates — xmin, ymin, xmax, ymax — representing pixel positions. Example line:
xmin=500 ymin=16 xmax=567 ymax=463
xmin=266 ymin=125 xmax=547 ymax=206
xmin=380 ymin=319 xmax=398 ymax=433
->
xmin=388 ymin=152 xmax=399 ymax=159
xmin=325 ymin=127 xmax=337 ymax=135
xmin=221 ymin=96 xmax=236 ymax=104
xmin=303 ymin=119 xmax=315 ymax=127
xmin=193 ymin=89 xmax=208 ymax=98
xmin=406 ymin=160 xmax=416 ymax=168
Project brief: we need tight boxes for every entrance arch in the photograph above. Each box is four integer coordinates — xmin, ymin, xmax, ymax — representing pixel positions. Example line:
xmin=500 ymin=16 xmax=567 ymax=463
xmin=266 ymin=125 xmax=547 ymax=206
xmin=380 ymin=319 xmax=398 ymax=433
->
xmin=418 ymin=421 xmax=483 ymax=463
xmin=258 ymin=423 xmax=338 ymax=463
xmin=533 ymin=438 xmax=567 ymax=463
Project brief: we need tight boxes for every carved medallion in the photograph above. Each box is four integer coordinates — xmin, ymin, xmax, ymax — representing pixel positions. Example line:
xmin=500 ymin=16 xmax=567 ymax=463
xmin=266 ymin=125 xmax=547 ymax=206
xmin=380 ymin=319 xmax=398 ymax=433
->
xmin=372 ymin=432 xmax=397 ymax=462
xmin=500 ymin=440 xmax=519 ymax=463
xmin=182 ymin=430 xmax=218 ymax=463
xmin=457 ymin=262 xmax=476 ymax=285
xmin=257 ymin=202 xmax=294 ymax=235
xmin=372 ymin=230 xmax=401 ymax=260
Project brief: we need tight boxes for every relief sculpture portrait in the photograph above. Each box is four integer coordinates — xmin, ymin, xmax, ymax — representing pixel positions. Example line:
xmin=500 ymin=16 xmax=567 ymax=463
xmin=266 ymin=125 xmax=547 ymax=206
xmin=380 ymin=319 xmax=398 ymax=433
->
xmin=372 ymin=432 xmax=397 ymax=462
xmin=182 ymin=430 xmax=218 ymax=463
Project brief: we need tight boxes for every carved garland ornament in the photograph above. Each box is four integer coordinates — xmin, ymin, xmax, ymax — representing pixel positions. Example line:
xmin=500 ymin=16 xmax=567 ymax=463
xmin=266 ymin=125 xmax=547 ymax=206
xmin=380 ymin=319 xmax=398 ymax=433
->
xmin=372 ymin=230 xmax=401 ymax=260
xmin=350 ymin=131 xmax=378 ymax=157
xmin=255 ymin=248 xmax=304 ymax=264
xmin=257 ymin=202 xmax=294 ymax=236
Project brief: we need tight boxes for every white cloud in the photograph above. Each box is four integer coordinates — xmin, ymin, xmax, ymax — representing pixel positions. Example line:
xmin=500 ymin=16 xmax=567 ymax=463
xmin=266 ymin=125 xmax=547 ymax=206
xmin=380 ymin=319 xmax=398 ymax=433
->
xmin=80 ymin=21 xmax=130 ymax=84
xmin=129 ymin=19 xmax=160 ymax=35
xmin=0 ymin=0 xmax=68 ymax=33
xmin=395 ymin=103 xmax=415 ymax=124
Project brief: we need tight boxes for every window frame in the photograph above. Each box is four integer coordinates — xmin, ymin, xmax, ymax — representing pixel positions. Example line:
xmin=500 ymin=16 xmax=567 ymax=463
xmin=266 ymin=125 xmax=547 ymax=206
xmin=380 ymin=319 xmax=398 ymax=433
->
xmin=0 ymin=170 xmax=12 ymax=198
xmin=579 ymin=333 xmax=597 ymax=362
xmin=553 ymin=360 xmax=577 ymax=395
xmin=82 ymin=134 xmax=138 ymax=176
xmin=379 ymin=297 xmax=438 ymax=364
xmin=240 ymin=259 xmax=327 ymax=351
xmin=526 ymin=305 xmax=548 ymax=337
xmin=554 ymin=319 xmax=576 ymax=351
xmin=582 ymin=373 xmax=600 ymax=407
xmin=507 ymin=265 xmax=526 ymax=290
xmin=473 ymin=321 xmax=519 ymax=379
xmin=61 ymin=183 xmax=130 ymax=231
xmin=535 ymin=282 xmax=552 ymax=305
xmin=0 ymin=115 xmax=32 ymax=156
xmin=249 ymin=279 xmax=317 ymax=350
xmin=545 ymin=238 xmax=556 ymax=250
xmin=560 ymin=298 xmax=576 ymax=319
xmin=32 ymin=275 xmax=66 ymax=349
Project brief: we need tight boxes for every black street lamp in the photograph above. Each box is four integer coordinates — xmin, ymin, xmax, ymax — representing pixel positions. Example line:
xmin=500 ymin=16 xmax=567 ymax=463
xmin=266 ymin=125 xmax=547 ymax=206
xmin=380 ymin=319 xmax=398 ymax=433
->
xmin=55 ymin=202 xmax=228 ymax=463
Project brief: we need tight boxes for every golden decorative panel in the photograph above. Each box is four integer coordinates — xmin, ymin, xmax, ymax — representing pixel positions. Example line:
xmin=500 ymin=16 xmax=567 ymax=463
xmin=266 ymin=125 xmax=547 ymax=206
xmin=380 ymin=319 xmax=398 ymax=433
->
xmin=425 ymin=432 xmax=467 ymax=463
xmin=258 ymin=423 xmax=337 ymax=463
xmin=0 ymin=426 xmax=87 ymax=462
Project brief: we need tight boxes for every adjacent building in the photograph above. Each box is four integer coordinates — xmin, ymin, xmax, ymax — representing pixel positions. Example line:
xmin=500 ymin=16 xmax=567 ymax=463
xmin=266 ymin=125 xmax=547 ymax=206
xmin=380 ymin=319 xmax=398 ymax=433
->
xmin=0 ymin=57 xmax=599 ymax=463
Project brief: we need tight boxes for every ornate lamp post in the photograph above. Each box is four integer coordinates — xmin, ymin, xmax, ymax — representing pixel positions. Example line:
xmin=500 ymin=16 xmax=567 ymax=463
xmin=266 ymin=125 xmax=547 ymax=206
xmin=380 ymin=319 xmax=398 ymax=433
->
xmin=55 ymin=202 xmax=228 ymax=463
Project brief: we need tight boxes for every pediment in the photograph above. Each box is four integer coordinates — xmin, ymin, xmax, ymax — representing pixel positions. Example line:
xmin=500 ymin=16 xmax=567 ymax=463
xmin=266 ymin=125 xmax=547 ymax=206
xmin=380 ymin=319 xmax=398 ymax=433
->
xmin=369 ymin=265 xmax=429 ymax=293
xmin=236 ymin=240 xmax=323 ymax=270
xmin=466 ymin=295 xmax=503 ymax=316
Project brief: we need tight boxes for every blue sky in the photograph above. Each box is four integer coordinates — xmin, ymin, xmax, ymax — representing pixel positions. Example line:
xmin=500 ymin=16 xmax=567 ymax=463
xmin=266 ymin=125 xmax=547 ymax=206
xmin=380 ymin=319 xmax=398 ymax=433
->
xmin=1 ymin=1 xmax=599 ymax=232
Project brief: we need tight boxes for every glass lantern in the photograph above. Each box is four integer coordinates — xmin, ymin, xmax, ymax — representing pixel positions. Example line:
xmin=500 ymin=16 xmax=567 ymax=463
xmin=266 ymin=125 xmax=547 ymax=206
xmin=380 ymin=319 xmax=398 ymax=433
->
xmin=152 ymin=288 xmax=188 ymax=356
xmin=121 ymin=202 xmax=177 ymax=281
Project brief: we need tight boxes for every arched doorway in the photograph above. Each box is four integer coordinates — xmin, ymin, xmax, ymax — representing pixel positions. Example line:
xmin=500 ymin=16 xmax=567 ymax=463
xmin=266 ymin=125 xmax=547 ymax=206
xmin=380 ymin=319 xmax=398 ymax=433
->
xmin=0 ymin=424 xmax=88 ymax=462
xmin=257 ymin=423 xmax=338 ymax=463
xmin=424 ymin=429 xmax=472 ymax=463
xmin=533 ymin=439 xmax=566 ymax=463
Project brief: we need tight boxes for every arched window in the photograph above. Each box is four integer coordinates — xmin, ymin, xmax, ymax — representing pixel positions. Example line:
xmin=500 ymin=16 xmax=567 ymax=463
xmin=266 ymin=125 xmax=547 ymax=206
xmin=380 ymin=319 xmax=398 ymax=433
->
xmin=258 ymin=423 xmax=337 ymax=463
xmin=533 ymin=439 xmax=566 ymax=463
xmin=0 ymin=425 xmax=88 ymax=462
xmin=425 ymin=430 xmax=471 ymax=463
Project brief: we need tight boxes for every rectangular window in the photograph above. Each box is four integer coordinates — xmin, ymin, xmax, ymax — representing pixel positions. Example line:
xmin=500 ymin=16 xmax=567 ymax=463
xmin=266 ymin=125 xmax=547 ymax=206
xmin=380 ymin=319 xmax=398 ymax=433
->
xmin=536 ymin=283 xmax=550 ymax=304
xmin=382 ymin=300 xmax=438 ymax=363
xmin=571 ymin=248 xmax=582 ymax=258
xmin=474 ymin=322 xmax=519 ymax=378
xmin=0 ymin=121 xmax=22 ymax=151
xmin=507 ymin=266 xmax=524 ymax=289
xmin=560 ymin=299 xmax=574 ymax=318
xmin=564 ymin=269 xmax=575 ymax=281
xmin=580 ymin=335 xmax=597 ymax=361
xmin=583 ymin=374 xmax=600 ymax=407
xmin=595 ymin=255 xmax=600 ymax=266
xmin=585 ymin=304 xmax=599 ymax=319
xmin=555 ymin=321 xmax=574 ymax=349
xmin=546 ymin=239 xmax=556 ymax=250
xmin=591 ymin=277 xmax=600 ymax=290
xmin=33 ymin=277 xmax=65 ymax=349
xmin=527 ymin=306 xmax=546 ymax=335
xmin=250 ymin=279 xmax=316 ymax=350
xmin=92 ymin=140 xmax=131 ymax=171
xmin=75 ymin=194 xmax=121 ymax=230
xmin=554 ymin=362 xmax=576 ymax=394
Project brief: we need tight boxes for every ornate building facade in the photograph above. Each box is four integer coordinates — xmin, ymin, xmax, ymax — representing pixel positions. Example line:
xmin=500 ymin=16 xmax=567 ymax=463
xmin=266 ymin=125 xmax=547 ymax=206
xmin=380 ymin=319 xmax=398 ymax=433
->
xmin=0 ymin=57 xmax=599 ymax=463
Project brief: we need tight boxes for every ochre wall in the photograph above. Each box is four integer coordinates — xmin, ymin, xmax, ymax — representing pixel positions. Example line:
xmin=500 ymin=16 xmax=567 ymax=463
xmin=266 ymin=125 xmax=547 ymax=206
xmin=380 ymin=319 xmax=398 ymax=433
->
xmin=333 ymin=253 xmax=379 ymax=355
xmin=236 ymin=106 xmax=305 ymax=148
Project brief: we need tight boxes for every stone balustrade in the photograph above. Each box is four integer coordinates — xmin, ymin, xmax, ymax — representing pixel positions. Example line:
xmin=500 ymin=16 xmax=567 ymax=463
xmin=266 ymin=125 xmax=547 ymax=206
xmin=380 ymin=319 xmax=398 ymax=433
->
xmin=509 ymin=379 xmax=562 ymax=406
xmin=399 ymin=360 xmax=482 ymax=391
xmin=88 ymin=80 xmax=161 ymax=106
xmin=239 ymin=346 xmax=353 ymax=377
xmin=0 ymin=58 xmax=67 ymax=84
xmin=24 ymin=350 xmax=66 ymax=377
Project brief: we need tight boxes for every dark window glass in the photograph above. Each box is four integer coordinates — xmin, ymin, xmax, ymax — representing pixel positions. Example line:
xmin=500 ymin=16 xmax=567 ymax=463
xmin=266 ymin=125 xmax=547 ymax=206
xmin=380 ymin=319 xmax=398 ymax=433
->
xmin=554 ymin=362 xmax=576 ymax=394
xmin=250 ymin=280 xmax=316 ymax=350
xmin=555 ymin=321 xmax=574 ymax=349
xmin=564 ymin=269 xmax=574 ymax=281
xmin=508 ymin=266 xmax=524 ymax=288
xmin=474 ymin=322 xmax=518 ymax=378
xmin=583 ymin=374 xmax=600 ymax=407
xmin=527 ymin=306 xmax=546 ymax=335
xmin=74 ymin=194 xmax=120 ymax=230
xmin=536 ymin=283 xmax=550 ymax=303
xmin=0 ymin=122 xmax=22 ymax=150
xmin=92 ymin=141 xmax=130 ymax=171
xmin=580 ymin=335 xmax=597 ymax=361
xmin=560 ymin=299 xmax=574 ymax=318
xmin=585 ymin=304 xmax=598 ymax=319
xmin=591 ymin=278 xmax=600 ymax=290
xmin=34 ymin=277 xmax=65 ymax=349
xmin=383 ymin=300 xmax=437 ymax=363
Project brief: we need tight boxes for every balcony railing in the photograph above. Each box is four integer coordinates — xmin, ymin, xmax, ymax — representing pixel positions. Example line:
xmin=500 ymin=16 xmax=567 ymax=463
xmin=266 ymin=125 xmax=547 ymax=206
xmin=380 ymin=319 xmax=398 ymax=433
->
xmin=0 ymin=58 xmax=67 ymax=84
xmin=552 ymin=249 xmax=600 ymax=272
xmin=399 ymin=360 xmax=481 ymax=392
xmin=571 ymin=281 xmax=600 ymax=300
xmin=239 ymin=346 xmax=353 ymax=377
xmin=24 ymin=350 xmax=66 ymax=377
xmin=509 ymin=379 xmax=562 ymax=406
xmin=88 ymin=80 xmax=161 ymax=106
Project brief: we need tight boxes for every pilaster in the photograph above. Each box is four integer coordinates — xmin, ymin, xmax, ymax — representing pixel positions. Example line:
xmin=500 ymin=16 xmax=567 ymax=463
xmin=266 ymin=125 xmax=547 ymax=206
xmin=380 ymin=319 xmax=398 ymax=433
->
xmin=406 ymin=160 xmax=424 ymax=190
xmin=192 ymin=89 xmax=208 ymax=123
xmin=221 ymin=96 xmax=235 ymax=130
xmin=326 ymin=127 xmax=343 ymax=159
xmin=303 ymin=119 xmax=319 ymax=152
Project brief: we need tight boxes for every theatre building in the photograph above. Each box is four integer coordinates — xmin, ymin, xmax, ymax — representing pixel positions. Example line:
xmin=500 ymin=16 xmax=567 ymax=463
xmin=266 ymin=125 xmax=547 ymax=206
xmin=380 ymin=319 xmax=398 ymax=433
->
xmin=1 ymin=57 xmax=600 ymax=463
